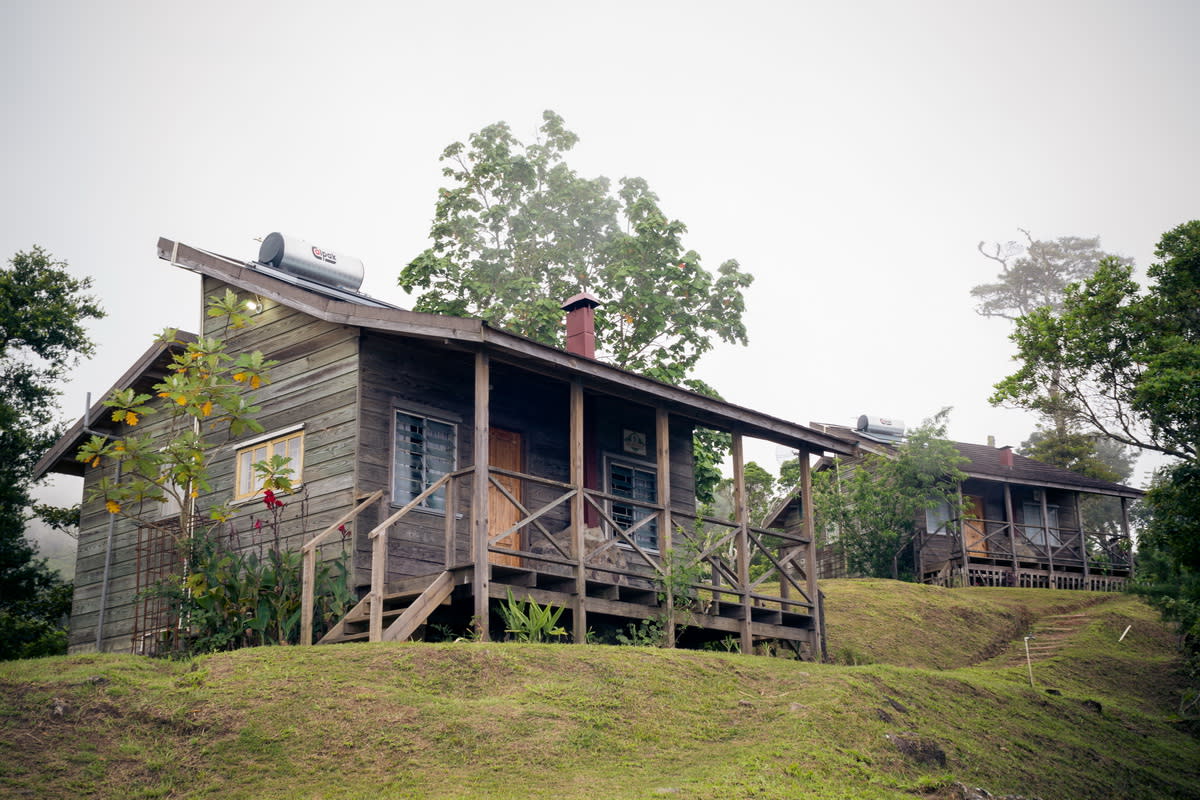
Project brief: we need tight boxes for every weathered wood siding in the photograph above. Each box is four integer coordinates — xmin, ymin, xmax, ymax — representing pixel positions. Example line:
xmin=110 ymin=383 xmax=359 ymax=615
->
xmin=199 ymin=277 xmax=362 ymax=559
xmin=69 ymin=411 xmax=181 ymax=654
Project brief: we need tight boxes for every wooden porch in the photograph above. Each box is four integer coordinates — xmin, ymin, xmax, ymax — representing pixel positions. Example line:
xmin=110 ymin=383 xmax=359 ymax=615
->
xmin=920 ymin=508 xmax=1133 ymax=591
xmin=300 ymin=352 xmax=828 ymax=657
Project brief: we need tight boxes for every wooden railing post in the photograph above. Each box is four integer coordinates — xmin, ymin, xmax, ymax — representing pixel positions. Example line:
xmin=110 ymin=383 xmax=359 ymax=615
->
xmin=732 ymin=433 xmax=752 ymax=653
xmin=300 ymin=547 xmax=317 ymax=646
xmin=570 ymin=379 xmax=587 ymax=642
xmin=800 ymin=452 xmax=821 ymax=650
xmin=370 ymin=525 xmax=387 ymax=642
xmin=656 ymin=408 xmax=674 ymax=648
xmin=472 ymin=351 xmax=491 ymax=640
xmin=444 ymin=477 xmax=457 ymax=568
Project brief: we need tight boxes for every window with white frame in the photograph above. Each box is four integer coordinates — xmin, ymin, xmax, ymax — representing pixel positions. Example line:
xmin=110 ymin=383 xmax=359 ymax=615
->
xmin=393 ymin=410 xmax=456 ymax=512
xmin=607 ymin=457 xmax=658 ymax=551
xmin=1022 ymin=502 xmax=1060 ymax=547
xmin=234 ymin=427 xmax=304 ymax=501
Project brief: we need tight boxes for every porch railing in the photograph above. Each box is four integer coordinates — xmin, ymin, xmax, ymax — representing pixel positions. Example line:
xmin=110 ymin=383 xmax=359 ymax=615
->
xmin=303 ymin=466 xmax=819 ymax=645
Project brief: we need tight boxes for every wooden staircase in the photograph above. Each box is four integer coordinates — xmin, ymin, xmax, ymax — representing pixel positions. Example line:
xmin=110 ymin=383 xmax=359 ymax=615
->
xmin=318 ymin=569 xmax=465 ymax=644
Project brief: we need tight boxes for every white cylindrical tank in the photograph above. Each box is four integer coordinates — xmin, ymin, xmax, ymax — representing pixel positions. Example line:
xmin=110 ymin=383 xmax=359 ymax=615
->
xmin=258 ymin=232 xmax=365 ymax=292
xmin=856 ymin=414 xmax=905 ymax=441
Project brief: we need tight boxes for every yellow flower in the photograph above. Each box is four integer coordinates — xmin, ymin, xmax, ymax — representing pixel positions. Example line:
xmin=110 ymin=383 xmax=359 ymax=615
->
xmin=201 ymin=401 xmax=213 ymax=417
xmin=126 ymin=411 xmax=139 ymax=426
xmin=250 ymin=375 xmax=261 ymax=389
xmin=176 ymin=396 xmax=187 ymax=406
xmin=105 ymin=500 xmax=120 ymax=514
xmin=90 ymin=456 xmax=100 ymax=468
xmin=158 ymin=392 xmax=171 ymax=398
xmin=233 ymin=372 xmax=247 ymax=383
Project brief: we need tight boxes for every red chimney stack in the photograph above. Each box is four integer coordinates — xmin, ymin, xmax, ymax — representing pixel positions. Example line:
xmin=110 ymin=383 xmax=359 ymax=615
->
xmin=561 ymin=292 xmax=601 ymax=359
xmin=999 ymin=445 xmax=1014 ymax=468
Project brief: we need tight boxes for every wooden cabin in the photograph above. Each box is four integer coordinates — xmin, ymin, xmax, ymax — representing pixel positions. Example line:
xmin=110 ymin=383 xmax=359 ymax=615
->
xmin=35 ymin=236 xmax=853 ymax=659
xmin=767 ymin=419 xmax=1142 ymax=590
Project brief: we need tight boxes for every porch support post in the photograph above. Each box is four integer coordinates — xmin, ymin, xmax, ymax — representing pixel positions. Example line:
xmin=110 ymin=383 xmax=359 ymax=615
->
xmin=656 ymin=408 xmax=675 ymax=648
xmin=957 ymin=484 xmax=968 ymax=586
xmin=472 ymin=351 xmax=491 ymax=640
xmin=1041 ymin=489 xmax=1054 ymax=589
xmin=1004 ymin=483 xmax=1018 ymax=585
xmin=799 ymin=452 xmax=822 ymax=652
xmin=732 ymin=433 xmax=752 ymax=653
xmin=1120 ymin=496 xmax=1133 ymax=576
xmin=570 ymin=379 xmax=587 ymax=642
xmin=1077 ymin=491 xmax=1089 ymax=587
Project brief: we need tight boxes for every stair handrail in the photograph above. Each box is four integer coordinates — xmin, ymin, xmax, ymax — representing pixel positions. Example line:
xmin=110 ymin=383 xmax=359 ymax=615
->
xmin=300 ymin=490 xmax=385 ymax=646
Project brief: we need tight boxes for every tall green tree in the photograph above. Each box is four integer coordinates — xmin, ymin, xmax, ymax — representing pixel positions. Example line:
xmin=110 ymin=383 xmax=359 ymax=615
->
xmin=812 ymin=412 xmax=967 ymax=580
xmin=400 ymin=111 xmax=753 ymax=501
xmin=400 ymin=110 xmax=753 ymax=386
xmin=992 ymin=222 xmax=1199 ymax=460
xmin=993 ymin=220 xmax=1200 ymax=696
xmin=0 ymin=246 xmax=104 ymax=659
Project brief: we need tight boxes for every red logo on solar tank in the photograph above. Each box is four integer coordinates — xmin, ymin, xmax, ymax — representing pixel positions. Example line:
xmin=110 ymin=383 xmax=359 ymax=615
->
xmin=311 ymin=246 xmax=337 ymax=265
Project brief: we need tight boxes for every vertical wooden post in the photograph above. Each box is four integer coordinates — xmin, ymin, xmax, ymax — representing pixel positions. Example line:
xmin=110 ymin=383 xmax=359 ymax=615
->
xmin=472 ymin=351 xmax=491 ymax=640
xmin=570 ymin=379 xmax=587 ymax=642
xmin=732 ymin=433 xmax=752 ymax=653
xmin=656 ymin=408 xmax=675 ymax=648
xmin=1041 ymin=490 xmax=1054 ymax=589
xmin=800 ymin=453 xmax=822 ymax=650
xmin=1120 ymin=496 xmax=1132 ymax=577
xmin=444 ymin=477 xmax=457 ymax=568
xmin=369 ymin=527 xmax=386 ymax=642
xmin=957 ymin=484 xmax=969 ymax=586
xmin=1004 ymin=484 xmax=1018 ymax=585
xmin=300 ymin=548 xmax=316 ymax=646
xmin=1077 ymin=491 xmax=1089 ymax=587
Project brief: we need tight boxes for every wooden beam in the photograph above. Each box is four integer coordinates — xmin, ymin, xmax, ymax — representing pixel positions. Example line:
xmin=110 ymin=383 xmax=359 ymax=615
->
xmin=732 ymin=433 xmax=752 ymax=653
xmin=369 ymin=525 xmax=386 ymax=642
xmin=957 ymin=484 xmax=969 ymax=586
xmin=570 ymin=379 xmax=587 ymax=642
xmin=1041 ymin=489 xmax=1055 ymax=588
xmin=444 ymin=477 xmax=457 ymax=568
xmin=800 ymin=454 xmax=822 ymax=650
xmin=656 ymin=407 xmax=675 ymax=648
xmin=1004 ymin=483 xmax=1018 ymax=583
xmin=473 ymin=351 xmax=491 ymax=640
xmin=1078 ymin=491 xmax=1089 ymax=585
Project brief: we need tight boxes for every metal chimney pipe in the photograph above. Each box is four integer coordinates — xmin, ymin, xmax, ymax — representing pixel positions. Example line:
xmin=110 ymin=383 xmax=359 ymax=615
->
xmin=561 ymin=292 xmax=601 ymax=359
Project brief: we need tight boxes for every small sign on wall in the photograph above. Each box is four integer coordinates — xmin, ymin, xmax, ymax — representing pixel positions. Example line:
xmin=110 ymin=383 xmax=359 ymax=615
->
xmin=622 ymin=428 xmax=647 ymax=456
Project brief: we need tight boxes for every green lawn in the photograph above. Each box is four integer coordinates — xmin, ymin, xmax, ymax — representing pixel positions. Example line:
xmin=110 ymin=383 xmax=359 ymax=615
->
xmin=2 ymin=582 xmax=1195 ymax=799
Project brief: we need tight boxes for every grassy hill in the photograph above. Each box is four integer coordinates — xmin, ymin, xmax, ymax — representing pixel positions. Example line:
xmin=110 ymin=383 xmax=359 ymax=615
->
xmin=2 ymin=580 xmax=1197 ymax=799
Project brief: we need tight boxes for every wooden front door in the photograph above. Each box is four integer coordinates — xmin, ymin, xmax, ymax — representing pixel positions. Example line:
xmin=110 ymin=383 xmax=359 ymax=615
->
xmin=963 ymin=495 xmax=987 ymax=555
xmin=488 ymin=427 xmax=523 ymax=566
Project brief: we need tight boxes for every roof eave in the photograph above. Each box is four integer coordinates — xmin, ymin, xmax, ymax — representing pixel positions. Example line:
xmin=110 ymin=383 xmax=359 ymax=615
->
xmin=33 ymin=334 xmax=197 ymax=480
xmin=159 ymin=238 xmax=855 ymax=456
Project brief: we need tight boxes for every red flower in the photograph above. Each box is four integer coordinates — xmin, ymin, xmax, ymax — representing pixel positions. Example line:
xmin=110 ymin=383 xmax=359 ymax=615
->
xmin=254 ymin=519 xmax=263 ymax=531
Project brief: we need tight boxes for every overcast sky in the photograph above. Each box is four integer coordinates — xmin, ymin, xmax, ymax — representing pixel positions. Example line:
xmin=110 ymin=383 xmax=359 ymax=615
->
xmin=4 ymin=0 xmax=1198 ymax=524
